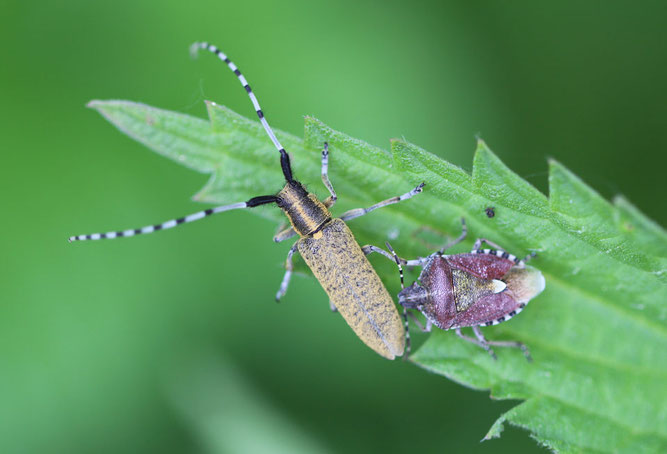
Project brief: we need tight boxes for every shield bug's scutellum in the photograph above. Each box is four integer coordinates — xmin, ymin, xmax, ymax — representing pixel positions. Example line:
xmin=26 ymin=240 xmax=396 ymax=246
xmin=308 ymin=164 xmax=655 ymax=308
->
xmin=368 ymin=219 xmax=544 ymax=360
xmin=69 ymin=42 xmax=425 ymax=359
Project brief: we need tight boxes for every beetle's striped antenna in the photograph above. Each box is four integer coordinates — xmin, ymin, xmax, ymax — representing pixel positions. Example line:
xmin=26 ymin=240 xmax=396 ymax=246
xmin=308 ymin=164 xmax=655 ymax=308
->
xmin=69 ymin=195 xmax=278 ymax=242
xmin=190 ymin=42 xmax=294 ymax=182
xmin=386 ymin=242 xmax=410 ymax=359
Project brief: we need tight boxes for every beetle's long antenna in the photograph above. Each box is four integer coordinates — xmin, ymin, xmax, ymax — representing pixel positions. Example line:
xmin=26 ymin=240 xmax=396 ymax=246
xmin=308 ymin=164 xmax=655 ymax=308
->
xmin=386 ymin=242 xmax=410 ymax=359
xmin=69 ymin=195 xmax=278 ymax=242
xmin=190 ymin=42 xmax=294 ymax=182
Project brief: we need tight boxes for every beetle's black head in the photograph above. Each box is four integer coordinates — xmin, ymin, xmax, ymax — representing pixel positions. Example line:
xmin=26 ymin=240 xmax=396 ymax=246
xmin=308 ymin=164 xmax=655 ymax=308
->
xmin=398 ymin=282 xmax=428 ymax=309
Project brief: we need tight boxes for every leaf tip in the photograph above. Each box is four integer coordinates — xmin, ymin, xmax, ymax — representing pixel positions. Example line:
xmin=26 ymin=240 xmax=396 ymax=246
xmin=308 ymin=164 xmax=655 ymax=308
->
xmin=475 ymin=135 xmax=489 ymax=150
xmin=483 ymin=416 xmax=506 ymax=441
xmin=547 ymin=157 xmax=563 ymax=169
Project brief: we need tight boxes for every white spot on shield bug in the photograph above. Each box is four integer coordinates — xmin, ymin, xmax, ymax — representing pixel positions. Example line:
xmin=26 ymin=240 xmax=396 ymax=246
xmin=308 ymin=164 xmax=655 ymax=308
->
xmin=491 ymin=279 xmax=506 ymax=293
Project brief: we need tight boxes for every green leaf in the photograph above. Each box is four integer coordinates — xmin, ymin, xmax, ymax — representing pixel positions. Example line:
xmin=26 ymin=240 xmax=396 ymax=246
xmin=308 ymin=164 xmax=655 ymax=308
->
xmin=89 ymin=99 xmax=667 ymax=453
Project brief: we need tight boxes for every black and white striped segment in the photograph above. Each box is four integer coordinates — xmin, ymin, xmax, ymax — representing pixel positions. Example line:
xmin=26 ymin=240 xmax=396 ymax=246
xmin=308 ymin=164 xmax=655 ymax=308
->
xmin=190 ymin=42 xmax=288 ymax=161
xmin=69 ymin=200 xmax=266 ymax=242
xmin=480 ymin=302 xmax=528 ymax=327
xmin=471 ymin=248 xmax=523 ymax=266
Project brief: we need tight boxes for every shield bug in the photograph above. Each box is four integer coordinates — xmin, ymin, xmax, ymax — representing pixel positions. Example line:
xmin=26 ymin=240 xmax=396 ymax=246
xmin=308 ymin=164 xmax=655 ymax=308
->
xmin=69 ymin=42 xmax=424 ymax=359
xmin=485 ymin=207 xmax=495 ymax=218
xmin=370 ymin=219 xmax=544 ymax=360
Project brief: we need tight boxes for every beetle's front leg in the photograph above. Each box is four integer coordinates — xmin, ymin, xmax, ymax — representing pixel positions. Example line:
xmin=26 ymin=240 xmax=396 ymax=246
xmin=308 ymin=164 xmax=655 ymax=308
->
xmin=275 ymin=243 xmax=299 ymax=302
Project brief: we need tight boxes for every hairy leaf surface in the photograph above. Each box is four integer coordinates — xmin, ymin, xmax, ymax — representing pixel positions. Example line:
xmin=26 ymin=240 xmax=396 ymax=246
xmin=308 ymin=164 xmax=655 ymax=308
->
xmin=89 ymin=99 xmax=667 ymax=453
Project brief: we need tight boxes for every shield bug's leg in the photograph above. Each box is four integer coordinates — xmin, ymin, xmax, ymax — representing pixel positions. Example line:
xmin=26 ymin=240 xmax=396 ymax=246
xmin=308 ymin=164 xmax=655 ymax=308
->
xmin=438 ymin=218 xmax=467 ymax=254
xmin=339 ymin=182 xmax=425 ymax=222
xmin=410 ymin=225 xmax=445 ymax=251
xmin=410 ymin=218 xmax=466 ymax=253
xmin=472 ymin=237 xmax=508 ymax=253
xmin=473 ymin=326 xmax=533 ymax=362
xmin=404 ymin=311 xmax=431 ymax=333
xmin=455 ymin=327 xmax=498 ymax=360
xmin=522 ymin=251 xmax=538 ymax=263
xmin=274 ymin=226 xmax=297 ymax=243
xmin=320 ymin=142 xmax=337 ymax=208
xmin=69 ymin=195 xmax=278 ymax=242
xmin=471 ymin=238 xmax=536 ymax=266
xmin=275 ymin=243 xmax=300 ymax=302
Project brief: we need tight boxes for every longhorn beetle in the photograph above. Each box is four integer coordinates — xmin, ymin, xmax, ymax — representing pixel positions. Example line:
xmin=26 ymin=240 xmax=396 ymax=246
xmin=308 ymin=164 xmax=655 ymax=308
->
xmin=367 ymin=219 xmax=544 ymax=360
xmin=69 ymin=42 xmax=424 ymax=360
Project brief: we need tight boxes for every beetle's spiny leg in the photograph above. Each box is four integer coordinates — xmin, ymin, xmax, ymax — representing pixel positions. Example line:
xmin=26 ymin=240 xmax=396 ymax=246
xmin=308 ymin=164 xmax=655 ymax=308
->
xmin=472 ymin=326 xmax=532 ymax=362
xmin=455 ymin=327 xmax=497 ymax=360
xmin=274 ymin=226 xmax=297 ymax=243
xmin=361 ymin=244 xmax=397 ymax=262
xmin=320 ymin=142 xmax=337 ymax=208
xmin=339 ymin=182 xmax=425 ymax=222
xmin=275 ymin=243 xmax=299 ymax=302
xmin=361 ymin=244 xmax=427 ymax=267
xmin=69 ymin=196 xmax=277 ymax=242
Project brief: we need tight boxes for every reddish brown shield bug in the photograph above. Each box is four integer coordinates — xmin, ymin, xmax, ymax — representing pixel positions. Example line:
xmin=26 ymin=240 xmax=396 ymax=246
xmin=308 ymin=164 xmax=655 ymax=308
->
xmin=367 ymin=219 xmax=544 ymax=360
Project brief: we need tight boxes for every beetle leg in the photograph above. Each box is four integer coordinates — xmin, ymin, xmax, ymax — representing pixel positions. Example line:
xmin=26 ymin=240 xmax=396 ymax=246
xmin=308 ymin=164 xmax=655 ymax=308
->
xmin=472 ymin=326 xmax=532 ymax=362
xmin=339 ymin=182 xmax=425 ymax=222
xmin=275 ymin=243 xmax=300 ymax=302
xmin=361 ymin=244 xmax=428 ymax=267
xmin=361 ymin=244 xmax=398 ymax=262
xmin=455 ymin=327 xmax=498 ymax=360
xmin=274 ymin=226 xmax=297 ymax=243
xmin=320 ymin=142 xmax=338 ymax=208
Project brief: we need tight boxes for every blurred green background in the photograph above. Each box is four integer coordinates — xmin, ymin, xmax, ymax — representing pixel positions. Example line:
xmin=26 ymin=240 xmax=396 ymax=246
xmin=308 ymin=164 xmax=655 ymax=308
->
xmin=1 ymin=1 xmax=665 ymax=453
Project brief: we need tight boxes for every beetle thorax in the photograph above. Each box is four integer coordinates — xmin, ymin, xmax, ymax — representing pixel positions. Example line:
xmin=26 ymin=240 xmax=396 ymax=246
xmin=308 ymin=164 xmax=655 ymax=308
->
xmin=277 ymin=181 xmax=332 ymax=237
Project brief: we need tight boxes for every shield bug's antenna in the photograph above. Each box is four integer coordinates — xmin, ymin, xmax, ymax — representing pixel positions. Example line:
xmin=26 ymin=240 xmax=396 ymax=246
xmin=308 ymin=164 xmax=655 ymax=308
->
xmin=386 ymin=242 xmax=410 ymax=359
xmin=190 ymin=42 xmax=294 ymax=182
